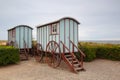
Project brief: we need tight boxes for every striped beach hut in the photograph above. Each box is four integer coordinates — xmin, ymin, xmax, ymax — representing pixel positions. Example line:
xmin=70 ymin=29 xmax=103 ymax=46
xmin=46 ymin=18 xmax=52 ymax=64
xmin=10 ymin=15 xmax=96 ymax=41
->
xmin=8 ymin=25 xmax=33 ymax=49
xmin=36 ymin=17 xmax=85 ymax=72
xmin=37 ymin=17 xmax=79 ymax=53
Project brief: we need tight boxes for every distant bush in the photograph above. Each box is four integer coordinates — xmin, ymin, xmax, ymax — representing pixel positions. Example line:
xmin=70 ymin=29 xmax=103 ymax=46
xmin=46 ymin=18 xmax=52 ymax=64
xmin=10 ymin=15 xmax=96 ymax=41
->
xmin=78 ymin=44 xmax=97 ymax=62
xmin=107 ymin=46 xmax=120 ymax=60
xmin=96 ymin=44 xmax=120 ymax=61
xmin=96 ymin=46 xmax=110 ymax=59
xmin=0 ymin=46 xmax=20 ymax=66
xmin=77 ymin=42 xmax=120 ymax=62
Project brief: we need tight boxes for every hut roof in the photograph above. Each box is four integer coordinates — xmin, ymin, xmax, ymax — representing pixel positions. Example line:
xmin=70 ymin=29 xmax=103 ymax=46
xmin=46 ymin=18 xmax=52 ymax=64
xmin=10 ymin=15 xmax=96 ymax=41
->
xmin=37 ymin=17 xmax=80 ymax=28
xmin=8 ymin=25 xmax=33 ymax=31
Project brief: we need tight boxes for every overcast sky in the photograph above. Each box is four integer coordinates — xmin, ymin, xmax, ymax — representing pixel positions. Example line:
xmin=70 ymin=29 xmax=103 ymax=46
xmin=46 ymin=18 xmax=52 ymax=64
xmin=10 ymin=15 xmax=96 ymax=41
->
xmin=0 ymin=0 xmax=120 ymax=40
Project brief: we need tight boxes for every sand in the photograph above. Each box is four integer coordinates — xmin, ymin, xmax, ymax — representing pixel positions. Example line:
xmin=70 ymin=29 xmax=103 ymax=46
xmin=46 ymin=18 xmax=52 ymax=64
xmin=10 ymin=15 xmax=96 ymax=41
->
xmin=0 ymin=58 xmax=120 ymax=80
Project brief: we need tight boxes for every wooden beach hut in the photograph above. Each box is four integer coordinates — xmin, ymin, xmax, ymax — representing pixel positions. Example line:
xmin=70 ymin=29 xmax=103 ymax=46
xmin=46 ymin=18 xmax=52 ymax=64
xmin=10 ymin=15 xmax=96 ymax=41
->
xmin=36 ymin=17 xmax=85 ymax=72
xmin=8 ymin=25 xmax=33 ymax=60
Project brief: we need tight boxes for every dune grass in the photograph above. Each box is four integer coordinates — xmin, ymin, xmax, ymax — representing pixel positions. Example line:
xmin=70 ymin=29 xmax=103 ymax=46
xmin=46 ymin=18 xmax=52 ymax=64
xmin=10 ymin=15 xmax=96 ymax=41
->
xmin=77 ymin=42 xmax=120 ymax=61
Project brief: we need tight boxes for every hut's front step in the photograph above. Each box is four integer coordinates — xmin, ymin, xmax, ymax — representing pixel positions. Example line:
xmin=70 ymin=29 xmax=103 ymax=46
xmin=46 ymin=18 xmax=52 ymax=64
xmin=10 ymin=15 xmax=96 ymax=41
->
xmin=63 ymin=53 xmax=84 ymax=73
xmin=20 ymin=49 xmax=28 ymax=60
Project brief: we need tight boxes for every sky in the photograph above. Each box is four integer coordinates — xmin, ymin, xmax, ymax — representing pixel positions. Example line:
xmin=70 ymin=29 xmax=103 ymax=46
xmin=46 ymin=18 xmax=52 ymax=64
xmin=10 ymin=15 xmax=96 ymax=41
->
xmin=0 ymin=0 xmax=120 ymax=40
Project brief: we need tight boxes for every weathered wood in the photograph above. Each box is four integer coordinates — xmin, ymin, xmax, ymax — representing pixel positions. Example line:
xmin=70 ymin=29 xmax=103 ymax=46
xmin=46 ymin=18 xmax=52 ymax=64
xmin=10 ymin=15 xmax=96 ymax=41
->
xmin=61 ymin=41 xmax=85 ymax=73
xmin=46 ymin=41 xmax=61 ymax=68
xmin=34 ymin=43 xmax=44 ymax=62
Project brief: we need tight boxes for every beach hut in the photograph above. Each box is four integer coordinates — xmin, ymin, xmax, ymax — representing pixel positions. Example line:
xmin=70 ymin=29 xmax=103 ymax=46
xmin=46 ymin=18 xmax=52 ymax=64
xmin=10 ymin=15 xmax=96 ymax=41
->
xmin=8 ymin=25 xmax=33 ymax=60
xmin=8 ymin=25 xmax=33 ymax=49
xmin=36 ymin=17 xmax=85 ymax=72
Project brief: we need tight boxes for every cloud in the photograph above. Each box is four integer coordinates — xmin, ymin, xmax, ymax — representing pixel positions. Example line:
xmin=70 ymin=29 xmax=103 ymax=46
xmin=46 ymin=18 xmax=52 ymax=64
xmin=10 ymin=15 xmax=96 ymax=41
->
xmin=0 ymin=0 xmax=120 ymax=40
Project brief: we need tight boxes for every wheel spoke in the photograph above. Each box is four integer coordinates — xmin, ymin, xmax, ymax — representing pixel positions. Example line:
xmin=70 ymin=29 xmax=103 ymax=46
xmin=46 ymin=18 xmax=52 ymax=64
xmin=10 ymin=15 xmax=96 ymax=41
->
xmin=34 ymin=43 xmax=43 ymax=62
xmin=53 ymin=44 xmax=57 ymax=52
xmin=46 ymin=41 xmax=61 ymax=68
xmin=48 ymin=46 xmax=51 ymax=52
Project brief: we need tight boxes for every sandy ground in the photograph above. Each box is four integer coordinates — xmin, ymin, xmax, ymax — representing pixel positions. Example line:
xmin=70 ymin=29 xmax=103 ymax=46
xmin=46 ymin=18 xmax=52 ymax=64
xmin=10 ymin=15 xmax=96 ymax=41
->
xmin=0 ymin=58 xmax=120 ymax=80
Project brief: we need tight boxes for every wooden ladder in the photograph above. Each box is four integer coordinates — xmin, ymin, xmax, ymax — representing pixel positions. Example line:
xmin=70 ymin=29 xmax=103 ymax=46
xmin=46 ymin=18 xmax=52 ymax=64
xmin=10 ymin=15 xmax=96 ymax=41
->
xmin=19 ymin=40 xmax=29 ymax=60
xmin=20 ymin=49 xmax=28 ymax=60
xmin=61 ymin=41 xmax=85 ymax=73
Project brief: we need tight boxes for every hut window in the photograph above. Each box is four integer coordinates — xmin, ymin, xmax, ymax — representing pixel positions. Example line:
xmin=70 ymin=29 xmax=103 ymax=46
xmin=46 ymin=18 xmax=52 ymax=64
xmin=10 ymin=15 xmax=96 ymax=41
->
xmin=51 ymin=24 xmax=57 ymax=34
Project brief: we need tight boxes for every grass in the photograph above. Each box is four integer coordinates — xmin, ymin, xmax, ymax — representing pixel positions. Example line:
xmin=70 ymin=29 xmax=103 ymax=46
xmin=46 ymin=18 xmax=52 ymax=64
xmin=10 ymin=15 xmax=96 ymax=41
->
xmin=77 ymin=42 xmax=120 ymax=61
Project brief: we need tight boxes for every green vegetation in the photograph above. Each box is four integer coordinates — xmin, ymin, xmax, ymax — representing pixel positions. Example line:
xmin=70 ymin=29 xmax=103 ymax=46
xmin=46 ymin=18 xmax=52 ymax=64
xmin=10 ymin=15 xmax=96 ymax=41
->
xmin=0 ymin=46 xmax=20 ymax=66
xmin=77 ymin=42 xmax=120 ymax=62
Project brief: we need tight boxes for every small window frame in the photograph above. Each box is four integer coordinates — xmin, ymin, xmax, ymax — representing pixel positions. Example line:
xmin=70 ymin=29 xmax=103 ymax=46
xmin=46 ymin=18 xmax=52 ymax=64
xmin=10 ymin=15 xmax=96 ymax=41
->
xmin=51 ymin=24 xmax=57 ymax=35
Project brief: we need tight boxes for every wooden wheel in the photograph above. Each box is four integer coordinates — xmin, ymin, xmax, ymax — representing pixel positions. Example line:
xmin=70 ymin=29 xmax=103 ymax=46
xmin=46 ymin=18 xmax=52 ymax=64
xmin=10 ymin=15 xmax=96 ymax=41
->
xmin=46 ymin=41 xmax=61 ymax=68
xmin=34 ymin=43 xmax=43 ymax=62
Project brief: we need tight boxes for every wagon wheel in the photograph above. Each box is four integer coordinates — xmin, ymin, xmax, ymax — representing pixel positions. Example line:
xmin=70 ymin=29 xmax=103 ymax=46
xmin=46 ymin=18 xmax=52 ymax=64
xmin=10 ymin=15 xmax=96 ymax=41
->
xmin=46 ymin=41 xmax=61 ymax=68
xmin=34 ymin=43 xmax=44 ymax=62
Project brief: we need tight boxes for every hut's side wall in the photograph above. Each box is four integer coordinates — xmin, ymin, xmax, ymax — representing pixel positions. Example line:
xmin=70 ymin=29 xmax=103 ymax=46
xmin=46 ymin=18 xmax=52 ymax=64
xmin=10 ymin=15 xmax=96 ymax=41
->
xmin=37 ymin=23 xmax=59 ymax=51
xmin=28 ymin=28 xmax=32 ymax=48
xmin=43 ymin=26 xmax=46 ymax=50
xmin=16 ymin=27 xmax=20 ymax=47
xmin=73 ymin=21 xmax=78 ymax=52
xmin=8 ymin=29 xmax=16 ymax=43
xmin=65 ymin=19 xmax=70 ymax=52
xmin=60 ymin=20 xmax=65 ymax=53
xmin=20 ymin=27 xmax=24 ymax=48
xmin=8 ymin=30 xmax=12 ymax=43
xmin=37 ymin=27 xmax=39 ymax=44
xmin=37 ymin=27 xmax=44 ymax=51
xmin=60 ymin=19 xmax=78 ymax=53
xmin=15 ymin=26 xmax=32 ymax=49
xmin=25 ymin=27 xmax=28 ymax=48
xmin=70 ymin=20 xmax=74 ymax=52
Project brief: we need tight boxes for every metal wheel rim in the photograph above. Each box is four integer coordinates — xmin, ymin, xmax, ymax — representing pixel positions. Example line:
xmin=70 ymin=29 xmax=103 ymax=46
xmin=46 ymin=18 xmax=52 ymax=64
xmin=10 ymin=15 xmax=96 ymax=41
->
xmin=34 ymin=43 xmax=43 ymax=62
xmin=46 ymin=41 xmax=61 ymax=68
